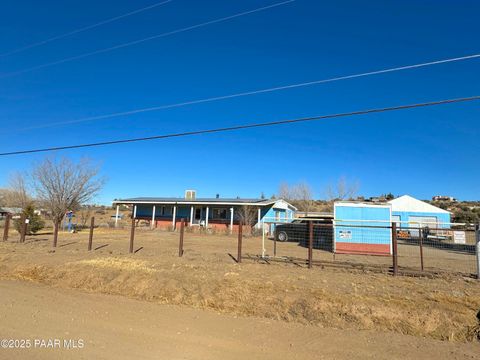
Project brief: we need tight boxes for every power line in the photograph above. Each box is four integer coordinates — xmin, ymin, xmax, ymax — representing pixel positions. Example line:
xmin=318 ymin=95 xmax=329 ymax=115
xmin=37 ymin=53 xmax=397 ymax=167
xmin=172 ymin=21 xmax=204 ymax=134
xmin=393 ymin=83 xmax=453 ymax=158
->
xmin=0 ymin=0 xmax=295 ymax=79
xmin=0 ymin=1 xmax=173 ymax=58
xmin=11 ymin=52 xmax=480 ymax=133
xmin=1 ymin=95 xmax=478 ymax=156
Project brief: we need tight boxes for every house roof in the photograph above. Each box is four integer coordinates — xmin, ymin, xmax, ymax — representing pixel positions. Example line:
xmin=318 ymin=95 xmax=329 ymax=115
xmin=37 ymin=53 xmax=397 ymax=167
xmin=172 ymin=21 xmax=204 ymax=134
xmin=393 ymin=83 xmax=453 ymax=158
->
xmin=387 ymin=195 xmax=450 ymax=214
xmin=0 ymin=207 xmax=22 ymax=214
xmin=113 ymin=197 xmax=297 ymax=210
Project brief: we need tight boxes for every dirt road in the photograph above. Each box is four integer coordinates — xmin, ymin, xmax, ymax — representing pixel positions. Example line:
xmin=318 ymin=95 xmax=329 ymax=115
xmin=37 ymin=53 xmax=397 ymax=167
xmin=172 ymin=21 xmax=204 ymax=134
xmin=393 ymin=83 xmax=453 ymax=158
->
xmin=0 ymin=280 xmax=478 ymax=360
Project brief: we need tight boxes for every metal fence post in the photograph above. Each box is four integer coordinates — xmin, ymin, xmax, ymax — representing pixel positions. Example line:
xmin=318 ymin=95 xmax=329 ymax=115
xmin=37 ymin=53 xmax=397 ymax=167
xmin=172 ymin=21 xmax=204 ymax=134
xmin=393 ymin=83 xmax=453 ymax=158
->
xmin=179 ymin=218 xmax=185 ymax=257
xmin=237 ymin=221 xmax=243 ymax=263
xmin=308 ymin=220 xmax=313 ymax=269
xmin=476 ymin=224 xmax=480 ymax=280
xmin=3 ymin=214 xmax=10 ymax=241
xmin=419 ymin=227 xmax=424 ymax=271
xmin=88 ymin=217 xmax=95 ymax=251
xmin=53 ymin=221 xmax=59 ymax=247
xmin=392 ymin=222 xmax=398 ymax=276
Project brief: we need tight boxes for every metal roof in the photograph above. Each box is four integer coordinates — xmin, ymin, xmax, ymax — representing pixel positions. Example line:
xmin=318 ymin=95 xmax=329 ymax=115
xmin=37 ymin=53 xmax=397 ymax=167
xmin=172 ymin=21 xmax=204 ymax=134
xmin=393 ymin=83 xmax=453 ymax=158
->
xmin=388 ymin=195 xmax=450 ymax=214
xmin=113 ymin=197 xmax=279 ymax=206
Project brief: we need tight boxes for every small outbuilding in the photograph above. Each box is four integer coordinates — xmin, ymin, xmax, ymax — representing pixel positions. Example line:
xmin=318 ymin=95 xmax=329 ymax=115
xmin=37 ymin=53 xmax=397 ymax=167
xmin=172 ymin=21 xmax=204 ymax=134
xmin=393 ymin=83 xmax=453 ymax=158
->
xmin=334 ymin=202 xmax=392 ymax=255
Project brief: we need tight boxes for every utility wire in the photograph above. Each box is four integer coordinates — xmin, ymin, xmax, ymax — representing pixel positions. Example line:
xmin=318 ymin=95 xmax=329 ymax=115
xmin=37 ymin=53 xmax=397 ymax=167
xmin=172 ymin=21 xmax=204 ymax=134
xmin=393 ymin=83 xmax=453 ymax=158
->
xmin=0 ymin=0 xmax=173 ymax=58
xmin=1 ymin=95 xmax=478 ymax=156
xmin=11 ymin=52 xmax=480 ymax=133
xmin=0 ymin=0 xmax=295 ymax=79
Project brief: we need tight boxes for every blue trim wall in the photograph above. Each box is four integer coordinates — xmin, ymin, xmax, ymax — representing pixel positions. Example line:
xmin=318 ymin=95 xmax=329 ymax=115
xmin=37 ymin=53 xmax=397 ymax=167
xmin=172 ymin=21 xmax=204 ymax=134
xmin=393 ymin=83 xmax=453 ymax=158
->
xmin=334 ymin=204 xmax=391 ymax=245
xmin=392 ymin=211 xmax=450 ymax=228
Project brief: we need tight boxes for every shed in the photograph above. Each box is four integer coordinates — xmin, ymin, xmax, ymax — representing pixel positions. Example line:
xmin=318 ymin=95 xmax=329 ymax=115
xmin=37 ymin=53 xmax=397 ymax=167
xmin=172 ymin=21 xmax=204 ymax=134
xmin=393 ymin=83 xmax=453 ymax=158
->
xmin=334 ymin=202 xmax=392 ymax=255
xmin=388 ymin=195 xmax=451 ymax=229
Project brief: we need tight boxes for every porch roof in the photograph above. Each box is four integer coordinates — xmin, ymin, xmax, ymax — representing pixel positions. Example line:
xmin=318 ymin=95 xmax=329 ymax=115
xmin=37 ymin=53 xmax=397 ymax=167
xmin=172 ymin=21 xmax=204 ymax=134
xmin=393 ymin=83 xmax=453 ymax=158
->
xmin=113 ymin=197 xmax=296 ymax=209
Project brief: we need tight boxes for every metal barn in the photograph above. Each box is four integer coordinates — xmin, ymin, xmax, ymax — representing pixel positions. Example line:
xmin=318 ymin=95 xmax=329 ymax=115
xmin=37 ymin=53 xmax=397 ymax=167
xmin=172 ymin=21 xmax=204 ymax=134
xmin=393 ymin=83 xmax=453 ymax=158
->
xmin=388 ymin=195 xmax=451 ymax=229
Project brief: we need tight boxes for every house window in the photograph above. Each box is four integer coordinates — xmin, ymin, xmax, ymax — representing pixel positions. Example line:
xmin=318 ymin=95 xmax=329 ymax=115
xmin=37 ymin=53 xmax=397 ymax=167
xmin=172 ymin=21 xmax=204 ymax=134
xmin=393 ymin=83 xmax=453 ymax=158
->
xmin=212 ymin=208 xmax=228 ymax=220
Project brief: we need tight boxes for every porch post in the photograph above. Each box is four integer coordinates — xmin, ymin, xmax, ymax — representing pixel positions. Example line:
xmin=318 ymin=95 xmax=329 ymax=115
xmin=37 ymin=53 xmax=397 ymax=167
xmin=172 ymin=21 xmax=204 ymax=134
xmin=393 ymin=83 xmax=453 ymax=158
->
xmin=172 ymin=206 xmax=177 ymax=229
xmin=133 ymin=205 xmax=137 ymax=219
xmin=230 ymin=207 xmax=234 ymax=234
xmin=190 ymin=206 xmax=194 ymax=226
xmin=115 ymin=205 xmax=120 ymax=227
xmin=257 ymin=208 xmax=261 ymax=228
xmin=151 ymin=205 xmax=156 ymax=229
xmin=205 ymin=206 xmax=209 ymax=228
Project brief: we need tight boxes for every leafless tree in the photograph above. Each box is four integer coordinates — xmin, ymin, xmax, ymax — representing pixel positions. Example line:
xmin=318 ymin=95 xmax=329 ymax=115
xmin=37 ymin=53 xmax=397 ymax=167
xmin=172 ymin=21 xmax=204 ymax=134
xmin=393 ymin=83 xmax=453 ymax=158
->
xmin=325 ymin=176 xmax=360 ymax=201
xmin=237 ymin=205 xmax=258 ymax=235
xmin=277 ymin=181 xmax=314 ymax=215
xmin=10 ymin=172 xmax=31 ymax=208
xmin=278 ymin=182 xmax=292 ymax=200
xmin=32 ymin=157 xmax=104 ymax=246
xmin=291 ymin=182 xmax=314 ymax=215
xmin=0 ymin=172 xmax=32 ymax=209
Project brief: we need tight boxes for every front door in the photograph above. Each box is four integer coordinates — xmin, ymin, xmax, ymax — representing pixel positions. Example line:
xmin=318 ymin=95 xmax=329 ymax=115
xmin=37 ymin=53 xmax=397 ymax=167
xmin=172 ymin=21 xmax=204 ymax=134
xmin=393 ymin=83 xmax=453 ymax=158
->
xmin=194 ymin=207 xmax=204 ymax=224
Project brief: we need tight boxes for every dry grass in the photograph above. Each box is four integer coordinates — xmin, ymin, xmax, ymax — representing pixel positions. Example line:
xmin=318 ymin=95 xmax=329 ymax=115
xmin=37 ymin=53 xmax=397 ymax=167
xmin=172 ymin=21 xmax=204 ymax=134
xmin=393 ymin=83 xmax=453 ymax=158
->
xmin=0 ymin=228 xmax=479 ymax=343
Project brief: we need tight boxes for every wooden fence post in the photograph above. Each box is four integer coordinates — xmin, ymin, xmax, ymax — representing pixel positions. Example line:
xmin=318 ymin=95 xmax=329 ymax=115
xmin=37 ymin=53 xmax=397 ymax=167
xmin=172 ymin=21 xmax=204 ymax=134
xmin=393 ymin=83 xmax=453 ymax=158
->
xmin=129 ymin=217 xmax=135 ymax=254
xmin=273 ymin=225 xmax=277 ymax=257
xmin=179 ymin=219 xmax=185 ymax=257
xmin=392 ymin=222 xmax=398 ymax=276
xmin=308 ymin=220 xmax=313 ymax=269
xmin=88 ymin=217 xmax=95 ymax=251
xmin=53 ymin=221 xmax=59 ymax=247
xmin=19 ymin=215 xmax=26 ymax=243
xmin=237 ymin=221 xmax=243 ymax=263
xmin=3 ymin=214 xmax=10 ymax=242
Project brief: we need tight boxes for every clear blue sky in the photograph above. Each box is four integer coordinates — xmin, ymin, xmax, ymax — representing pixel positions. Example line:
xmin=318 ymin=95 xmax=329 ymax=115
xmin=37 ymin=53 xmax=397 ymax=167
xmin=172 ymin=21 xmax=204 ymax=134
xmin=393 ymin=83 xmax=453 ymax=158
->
xmin=1 ymin=0 xmax=479 ymax=204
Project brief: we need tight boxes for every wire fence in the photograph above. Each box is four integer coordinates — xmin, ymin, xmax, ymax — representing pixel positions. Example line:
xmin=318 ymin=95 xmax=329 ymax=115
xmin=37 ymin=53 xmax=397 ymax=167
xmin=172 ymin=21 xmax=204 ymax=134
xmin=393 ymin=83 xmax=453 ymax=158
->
xmin=1 ymin=212 xmax=479 ymax=278
xmin=256 ymin=218 xmax=479 ymax=277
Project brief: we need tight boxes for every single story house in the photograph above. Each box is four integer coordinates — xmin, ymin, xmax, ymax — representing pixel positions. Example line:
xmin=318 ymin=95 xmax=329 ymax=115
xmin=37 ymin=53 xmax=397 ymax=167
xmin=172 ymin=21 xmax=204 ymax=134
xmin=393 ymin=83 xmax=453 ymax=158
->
xmin=0 ymin=207 xmax=22 ymax=219
xmin=112 ymin=192 xmax=297 ymax=231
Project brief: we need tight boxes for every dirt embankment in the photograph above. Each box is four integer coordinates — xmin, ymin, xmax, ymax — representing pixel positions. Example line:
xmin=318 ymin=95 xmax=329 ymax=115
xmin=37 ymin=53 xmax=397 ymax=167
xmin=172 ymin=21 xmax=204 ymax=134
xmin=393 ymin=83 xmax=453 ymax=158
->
xmin=0 ymin=231 xmax=479 ymax=342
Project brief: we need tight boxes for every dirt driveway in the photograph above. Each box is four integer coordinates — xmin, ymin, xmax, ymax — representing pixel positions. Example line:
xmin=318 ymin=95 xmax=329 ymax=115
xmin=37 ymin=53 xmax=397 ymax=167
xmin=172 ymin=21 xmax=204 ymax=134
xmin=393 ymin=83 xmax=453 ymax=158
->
xmin=0 ymin=280 xmax=479 ymax=360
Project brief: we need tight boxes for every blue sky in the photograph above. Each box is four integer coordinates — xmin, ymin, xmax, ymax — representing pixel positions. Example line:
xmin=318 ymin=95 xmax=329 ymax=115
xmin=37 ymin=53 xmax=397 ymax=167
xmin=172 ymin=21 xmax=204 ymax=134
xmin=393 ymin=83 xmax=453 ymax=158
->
xmin=0 ymin=0 xmax=479 ymax=204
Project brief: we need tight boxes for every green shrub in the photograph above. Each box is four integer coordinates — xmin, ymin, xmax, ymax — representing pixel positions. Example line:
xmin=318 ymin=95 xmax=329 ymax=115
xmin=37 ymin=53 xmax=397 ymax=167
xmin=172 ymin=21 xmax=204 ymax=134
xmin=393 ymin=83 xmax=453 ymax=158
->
xmin=14 ymin=204 xmax=45 ymax=235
